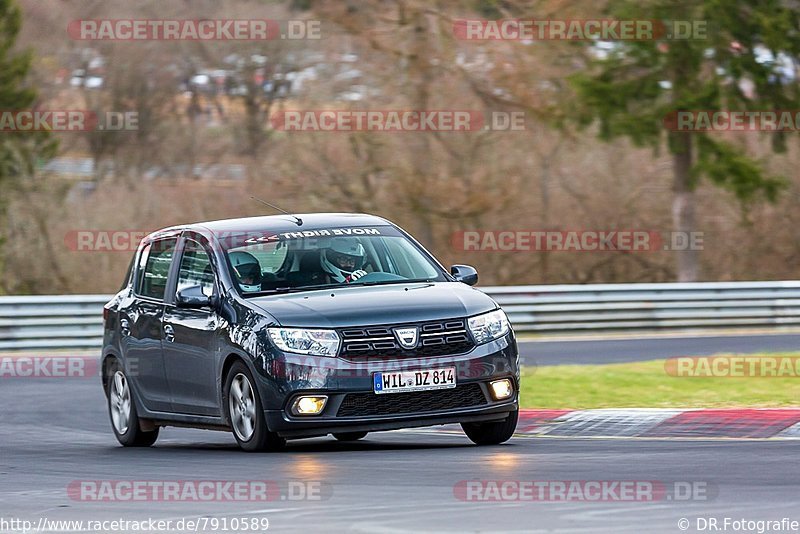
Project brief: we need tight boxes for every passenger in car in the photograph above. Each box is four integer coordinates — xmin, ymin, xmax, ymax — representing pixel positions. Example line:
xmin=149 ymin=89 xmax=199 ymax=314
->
xmin=229 ymin=251 xmax=263 ymax=292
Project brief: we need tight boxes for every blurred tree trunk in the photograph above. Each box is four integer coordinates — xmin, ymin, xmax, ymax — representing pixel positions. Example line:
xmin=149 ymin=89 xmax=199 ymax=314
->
xmin=405 ymin=8 xmax=435 ymax=247
xmin=671 ymin=130 xmax=698 ymax=282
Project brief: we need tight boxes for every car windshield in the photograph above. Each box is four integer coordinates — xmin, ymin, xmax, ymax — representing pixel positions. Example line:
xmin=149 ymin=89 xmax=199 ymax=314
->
xmin=221 ymin=225 xmax=447 ymax=294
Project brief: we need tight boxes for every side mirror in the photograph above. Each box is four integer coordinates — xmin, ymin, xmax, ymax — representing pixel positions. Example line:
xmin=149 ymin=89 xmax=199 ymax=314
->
xmin=176 ymin=285 xmax=212 ymax=309
xmin=451 ymin=264 xmax=478 ymax=286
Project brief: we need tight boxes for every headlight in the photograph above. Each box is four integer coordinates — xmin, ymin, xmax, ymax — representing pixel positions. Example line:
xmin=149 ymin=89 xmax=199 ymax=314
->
xmin=468 ymin=309 xmax=510 ymax=344
xmin=268 ymin=328 xmax=340 ymax=356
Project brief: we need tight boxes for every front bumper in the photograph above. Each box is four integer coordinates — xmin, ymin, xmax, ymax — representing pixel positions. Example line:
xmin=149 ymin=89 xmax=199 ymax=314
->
xmin=267 ymin=398 xmax=518 ymax=438
xmin=253 ymin=333 xmax=520 ymax=438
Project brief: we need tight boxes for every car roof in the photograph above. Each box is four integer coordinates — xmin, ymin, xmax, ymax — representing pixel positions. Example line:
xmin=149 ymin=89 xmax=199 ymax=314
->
xmin=148 ymin=213 xmax=393 ymax=240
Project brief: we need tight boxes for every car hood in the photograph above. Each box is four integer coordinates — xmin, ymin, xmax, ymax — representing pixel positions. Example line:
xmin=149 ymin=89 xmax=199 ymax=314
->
xmin=247 ymin=282 xmax=497 ymax=328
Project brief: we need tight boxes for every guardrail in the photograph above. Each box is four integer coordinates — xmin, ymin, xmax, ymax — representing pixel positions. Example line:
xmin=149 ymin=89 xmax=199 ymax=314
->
xmin=487 ymin=281 xmax=800 ymax=333
xmin=3 ymin=281 xmax=800 ymax=350
xmin=0 ymin=295 xmax=110 ymax=351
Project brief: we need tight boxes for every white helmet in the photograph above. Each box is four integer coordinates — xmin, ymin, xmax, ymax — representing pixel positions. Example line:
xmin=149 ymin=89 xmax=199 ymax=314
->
xmin=229 ymin=251 xmax=262 ymax=292
xmin=321 ymin=238 xmax=366 ymax=283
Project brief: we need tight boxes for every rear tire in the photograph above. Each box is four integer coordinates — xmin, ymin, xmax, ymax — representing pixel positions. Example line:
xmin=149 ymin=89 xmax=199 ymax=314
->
xmin=461 ymin=409 xmax=518 ymax=445
xmin=333 ymin=431 xmax=368 ymax=441
xmin=106 ymin=361 xmax=159 ymax=447
xmin=224 ymin=361 xmax=285 ymax=452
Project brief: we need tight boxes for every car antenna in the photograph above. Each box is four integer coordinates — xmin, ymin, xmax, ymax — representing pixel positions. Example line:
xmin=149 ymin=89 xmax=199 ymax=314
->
xmin=250 ymin=196 xmax=303 ymax=226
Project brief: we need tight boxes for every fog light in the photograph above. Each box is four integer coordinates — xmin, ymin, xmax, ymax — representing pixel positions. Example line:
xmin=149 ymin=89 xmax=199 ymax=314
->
xmin=489 ymin=379 xmax=514 ymax=400
xmin=292 ymin=395 xmax=328 ymax=416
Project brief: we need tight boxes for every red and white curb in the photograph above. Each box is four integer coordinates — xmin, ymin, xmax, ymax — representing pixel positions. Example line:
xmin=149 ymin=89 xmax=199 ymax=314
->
xmin=515 ymin=408 xmax=800 ymax=439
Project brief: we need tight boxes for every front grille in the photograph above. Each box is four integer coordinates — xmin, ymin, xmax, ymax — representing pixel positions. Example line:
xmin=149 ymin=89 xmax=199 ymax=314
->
xmin=336 ymin=383 xmax=487 ymax=417
xmin=339 ymin=318 xmax=475 ymax=358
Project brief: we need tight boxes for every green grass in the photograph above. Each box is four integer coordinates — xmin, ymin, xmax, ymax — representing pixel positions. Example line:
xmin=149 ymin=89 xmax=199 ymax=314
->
xmin=519 ymin=355 xmax=800 ymax=409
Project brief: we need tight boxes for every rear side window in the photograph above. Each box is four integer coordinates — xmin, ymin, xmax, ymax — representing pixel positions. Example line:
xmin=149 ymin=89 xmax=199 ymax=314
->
xmin=136 ymin=238 xmax=177 ymax=300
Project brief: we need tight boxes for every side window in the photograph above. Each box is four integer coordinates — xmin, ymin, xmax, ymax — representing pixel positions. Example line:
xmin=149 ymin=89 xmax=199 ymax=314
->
xmin=137 ymin=238 xmax=177 ymax=300
xmin=135 ymin=244 xmax=152 ymax=294
xmin=177 ymin=240 xmax=215 ymax=295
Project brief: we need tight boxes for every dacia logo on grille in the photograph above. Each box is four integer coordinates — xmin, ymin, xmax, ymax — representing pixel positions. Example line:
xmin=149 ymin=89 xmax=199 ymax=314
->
xmin=393 ymin=327 xmax=419 ymax=349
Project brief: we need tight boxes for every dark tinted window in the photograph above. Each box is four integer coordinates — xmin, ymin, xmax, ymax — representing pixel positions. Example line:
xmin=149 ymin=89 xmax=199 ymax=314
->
xmin=137 ymin=238 xmax=177 ymax=300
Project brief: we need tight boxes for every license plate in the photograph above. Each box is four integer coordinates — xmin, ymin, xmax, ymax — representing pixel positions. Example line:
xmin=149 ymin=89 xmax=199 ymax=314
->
xmin=373 ymin=367 xmax=456 ymax=394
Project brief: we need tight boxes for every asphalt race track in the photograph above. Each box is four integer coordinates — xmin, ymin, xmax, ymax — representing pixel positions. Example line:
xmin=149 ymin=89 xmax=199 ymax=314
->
xmin=1 ymin=376 xmax=799 ymax=533
xmin=519 ymin=332 xmax=800 ymax=366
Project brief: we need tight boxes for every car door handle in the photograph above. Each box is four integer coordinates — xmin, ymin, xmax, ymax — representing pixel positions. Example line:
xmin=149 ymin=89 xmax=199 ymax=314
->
xmin=120 ymin=318 xmax=130 ymax=337
xmin=164 ymin=324 xmax=175 ymax=343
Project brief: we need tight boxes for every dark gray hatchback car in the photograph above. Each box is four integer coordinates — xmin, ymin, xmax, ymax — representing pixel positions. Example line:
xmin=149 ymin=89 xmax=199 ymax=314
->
xmin=102 ymin=213 xmax=520 ymax=451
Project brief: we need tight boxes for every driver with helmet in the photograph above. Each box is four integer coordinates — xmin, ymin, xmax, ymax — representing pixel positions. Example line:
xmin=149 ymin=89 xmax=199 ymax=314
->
xmin=229 ymin=251 xmax=263 ymax=292
xmin=321 ymin=238 xmax=368 ymax=283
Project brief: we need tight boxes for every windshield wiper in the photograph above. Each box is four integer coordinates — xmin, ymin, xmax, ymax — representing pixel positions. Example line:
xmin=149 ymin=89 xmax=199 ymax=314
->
xmin=349 ymin=278 xmax=436 ymax=287
xmin=245 ymin=279 xmax=436 ymax=296
xmin=245 ymin=283 xmax=345 ymax=296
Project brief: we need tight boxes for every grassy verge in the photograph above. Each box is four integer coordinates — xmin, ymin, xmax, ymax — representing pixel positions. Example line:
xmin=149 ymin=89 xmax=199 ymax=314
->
xmin=518 ymin=356 xmax=800 ymax=409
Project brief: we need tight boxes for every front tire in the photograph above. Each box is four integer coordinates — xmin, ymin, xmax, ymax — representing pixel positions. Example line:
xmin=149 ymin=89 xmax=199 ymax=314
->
xmin=461 ymin=409 xmax=518 ymax=445
xmin=224 ymin=361 xmax=285 ymax=452
xmin=106 ymin=361 xmax=159 ymax=447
